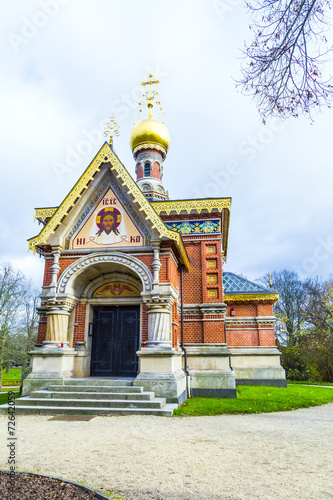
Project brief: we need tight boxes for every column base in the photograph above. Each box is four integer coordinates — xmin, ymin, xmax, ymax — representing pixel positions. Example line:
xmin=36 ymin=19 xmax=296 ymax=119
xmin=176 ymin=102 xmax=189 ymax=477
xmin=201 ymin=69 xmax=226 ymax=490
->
xmin=22 ymin=345 xmax=77 ymax=396
xmin=43 ymin=341 xmax=70 ymax=348
xmin=144 ymin=342 xmax=174 ymax=351
xmin=135 ymin=349 xmax=187 ymax=404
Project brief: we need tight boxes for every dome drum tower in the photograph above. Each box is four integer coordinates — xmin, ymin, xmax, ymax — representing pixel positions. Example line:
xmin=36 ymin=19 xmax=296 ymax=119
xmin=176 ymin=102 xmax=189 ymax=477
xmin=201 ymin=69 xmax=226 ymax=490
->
xmin=130 ymin=76 xmax=170 ymax=202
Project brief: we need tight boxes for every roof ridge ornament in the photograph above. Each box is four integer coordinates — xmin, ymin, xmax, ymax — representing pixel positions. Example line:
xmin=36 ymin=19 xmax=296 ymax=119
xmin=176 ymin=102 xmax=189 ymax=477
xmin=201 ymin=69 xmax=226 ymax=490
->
xmin=104 ymin=114 xmax=120 ymax=148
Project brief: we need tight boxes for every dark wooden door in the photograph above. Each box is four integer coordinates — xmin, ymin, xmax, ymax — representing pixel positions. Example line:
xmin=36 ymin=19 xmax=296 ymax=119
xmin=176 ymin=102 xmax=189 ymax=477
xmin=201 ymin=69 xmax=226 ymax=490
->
xmin=91 ymin=306 xmax=140 ymax=377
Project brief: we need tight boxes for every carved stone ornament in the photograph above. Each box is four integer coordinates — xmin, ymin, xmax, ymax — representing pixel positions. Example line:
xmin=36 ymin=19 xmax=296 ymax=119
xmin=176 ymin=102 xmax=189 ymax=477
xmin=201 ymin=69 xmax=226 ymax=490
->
xmin=57 ymin=252 xmax=153 ymax=295
xmin=225 ymin=316 xmax=276 ymax=326
xmin=199 ymin=303 xmax=227 ymax=316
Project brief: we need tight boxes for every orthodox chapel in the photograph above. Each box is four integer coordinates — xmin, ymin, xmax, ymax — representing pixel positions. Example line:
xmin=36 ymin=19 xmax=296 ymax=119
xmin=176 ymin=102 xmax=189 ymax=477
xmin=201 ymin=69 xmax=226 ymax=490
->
xmin=16 ymin=76 xmax=286 ymax=415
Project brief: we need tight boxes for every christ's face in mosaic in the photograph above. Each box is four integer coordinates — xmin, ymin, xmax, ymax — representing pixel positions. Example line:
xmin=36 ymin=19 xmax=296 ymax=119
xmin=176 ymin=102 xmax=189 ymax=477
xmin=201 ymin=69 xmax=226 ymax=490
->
xmin=102 ymin=214 xmax=116 ymax=234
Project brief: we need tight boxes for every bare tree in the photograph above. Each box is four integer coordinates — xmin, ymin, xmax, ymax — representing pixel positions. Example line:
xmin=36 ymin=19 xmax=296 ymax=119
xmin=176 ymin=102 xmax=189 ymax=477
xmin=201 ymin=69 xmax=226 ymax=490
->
xmin=303 ymin=276 xmax=333 ymax=381
xmin=239 ymin=0 xmax=333 ymax=120
xmin=258 ymin=270 xmax=306 ymax=345
xmin=0 ymin=263 xmax=38 ymax=391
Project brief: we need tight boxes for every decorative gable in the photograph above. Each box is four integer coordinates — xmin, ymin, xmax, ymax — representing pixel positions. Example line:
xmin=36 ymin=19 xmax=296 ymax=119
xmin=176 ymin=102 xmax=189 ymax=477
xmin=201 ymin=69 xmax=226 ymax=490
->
xmin=28 ymin=142 xmax=190 ymax=268
xmin=71 ymin=187 xmax=143 ymax=249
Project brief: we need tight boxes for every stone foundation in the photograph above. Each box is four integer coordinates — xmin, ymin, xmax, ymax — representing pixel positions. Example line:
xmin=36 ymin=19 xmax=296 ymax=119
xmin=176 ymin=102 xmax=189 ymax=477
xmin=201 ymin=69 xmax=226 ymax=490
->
xmin=185 ymin=344 xmax=237 ymax=398
xmin=134 ymin=349 xmax=187 ymax=404
xmin=229 ymin=346 xmax=287 ymax=387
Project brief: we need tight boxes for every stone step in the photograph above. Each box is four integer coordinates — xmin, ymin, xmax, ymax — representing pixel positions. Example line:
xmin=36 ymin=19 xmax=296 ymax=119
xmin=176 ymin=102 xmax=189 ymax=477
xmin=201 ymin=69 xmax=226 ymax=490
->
xmin=63 ymin=379 xmax=135 ymax=387
xmin=31 ymin=390 xmax=155 ymax=401
xmin=0 ymin=378 xmax=178 ymax=417
xmin=48 ymin=385 xmax=143 ymax=393
xmin=16 ymin=397 xmax=166 ymax=409
xmin=0 ymin=404 xmax=177 ymax=417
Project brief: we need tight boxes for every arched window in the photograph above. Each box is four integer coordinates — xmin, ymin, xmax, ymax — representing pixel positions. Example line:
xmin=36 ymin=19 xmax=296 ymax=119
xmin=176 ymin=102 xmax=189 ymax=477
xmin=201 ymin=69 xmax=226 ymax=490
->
xmin=144 ymin=162 xmax=150 ymax=177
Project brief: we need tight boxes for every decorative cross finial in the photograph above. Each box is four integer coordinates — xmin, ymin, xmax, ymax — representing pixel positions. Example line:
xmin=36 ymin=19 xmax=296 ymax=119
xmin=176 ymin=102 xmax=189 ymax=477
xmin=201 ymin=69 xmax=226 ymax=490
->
xmin=104 ymin=115 xmax=120 ymax=147
xmin=141 ymin=73 xmax=161 ymax=119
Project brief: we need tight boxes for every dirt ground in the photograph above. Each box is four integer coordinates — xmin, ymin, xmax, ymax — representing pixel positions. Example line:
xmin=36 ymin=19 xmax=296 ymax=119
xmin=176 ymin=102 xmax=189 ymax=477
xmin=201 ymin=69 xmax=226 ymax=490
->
xmin=1 ymin=404 xmax=332 ymax=499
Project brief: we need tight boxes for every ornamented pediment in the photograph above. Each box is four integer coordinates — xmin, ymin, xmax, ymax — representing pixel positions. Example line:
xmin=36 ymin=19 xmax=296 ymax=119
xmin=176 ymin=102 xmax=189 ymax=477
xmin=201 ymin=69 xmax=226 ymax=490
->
xmin=71 ymin=187 xmax=144 ymax=250
xmin=28 ymin=142 xmax=190 ymax=268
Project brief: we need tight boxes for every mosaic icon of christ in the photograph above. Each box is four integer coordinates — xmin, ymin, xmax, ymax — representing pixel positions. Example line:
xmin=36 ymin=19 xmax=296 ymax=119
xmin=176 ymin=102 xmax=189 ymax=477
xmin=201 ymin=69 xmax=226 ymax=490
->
xmin=89 ymin=207 xmax=126 ymax=245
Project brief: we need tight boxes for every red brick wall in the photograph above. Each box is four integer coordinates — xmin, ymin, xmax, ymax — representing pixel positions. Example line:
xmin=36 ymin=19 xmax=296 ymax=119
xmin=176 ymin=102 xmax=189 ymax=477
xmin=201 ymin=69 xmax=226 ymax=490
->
xmin=183 ymin=317 xmax=204 ymax=343
xmin=226 ymin=329 xmax=259 ymax=346
xmin=43 ymin=257 xmax=53 ymax=287
xmin=200 ymin=240 xmax=223 ymax=303
xmin=38 ymin=244 xmax=277 ymax=350
xmin=58 ymin=257 xmax=80 ymax=278
xmin=172 ymin=302 xmax=179 ymax=348
xmin=37 ymin=318 xmax=47 ymax=344
xmin=258 ymin=329 xmax=276 ymax=346
xmin=226 ymin=303 xmax=257 ymax=316
xmin=183 ymin=242 xmax=203 ymax=304
xmin=73 ymin=303 xmax=86 ymax=344
xmin=136 ymin=162 xmax=161 ymax=180
xmin=257 ymin=303 xmax=274 ymax=316
xmin=202 ymin=317 xmax=225 ymax=343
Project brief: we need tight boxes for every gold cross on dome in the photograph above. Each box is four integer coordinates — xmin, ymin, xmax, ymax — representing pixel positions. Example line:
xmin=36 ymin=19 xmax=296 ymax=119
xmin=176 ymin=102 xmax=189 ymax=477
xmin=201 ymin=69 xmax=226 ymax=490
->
xmin=141 ymin=73 xmax=160 ymax=118
xmin=104 ymin=115 xmax=120 ymax=147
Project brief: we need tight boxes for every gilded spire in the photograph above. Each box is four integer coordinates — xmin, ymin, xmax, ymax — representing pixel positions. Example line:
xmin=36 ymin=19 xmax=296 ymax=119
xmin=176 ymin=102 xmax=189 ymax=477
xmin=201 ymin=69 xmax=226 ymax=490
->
xmin=130 ymin=74 xmax=170 ymax=159
xmin=104 ymin=115 xmax=120 ymax=147
xmin=141 ymin=74 xmax=162 ymax=119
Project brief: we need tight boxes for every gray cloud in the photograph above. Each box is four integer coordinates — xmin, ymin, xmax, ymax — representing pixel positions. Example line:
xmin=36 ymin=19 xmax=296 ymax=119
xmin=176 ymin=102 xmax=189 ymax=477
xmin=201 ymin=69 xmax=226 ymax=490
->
xmin=1 ymin=0 xmax=333 ymax=286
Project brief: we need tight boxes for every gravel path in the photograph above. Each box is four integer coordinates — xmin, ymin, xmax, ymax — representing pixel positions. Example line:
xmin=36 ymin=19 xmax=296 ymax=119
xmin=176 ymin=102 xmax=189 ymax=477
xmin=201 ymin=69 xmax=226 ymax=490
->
xmin=1 ymin=404 xmax=332 ymax=500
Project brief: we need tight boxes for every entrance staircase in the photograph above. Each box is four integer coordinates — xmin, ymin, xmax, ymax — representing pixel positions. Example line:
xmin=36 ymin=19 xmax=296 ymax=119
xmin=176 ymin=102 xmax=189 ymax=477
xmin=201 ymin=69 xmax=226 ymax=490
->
xmin=0 ymin=379 xmax=177 ymax=417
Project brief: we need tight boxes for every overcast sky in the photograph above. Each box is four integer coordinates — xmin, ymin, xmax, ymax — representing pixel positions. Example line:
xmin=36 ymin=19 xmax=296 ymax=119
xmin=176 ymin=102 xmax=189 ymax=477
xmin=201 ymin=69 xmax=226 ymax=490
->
xmin=1 ymin=0 xmax=333 ymax=288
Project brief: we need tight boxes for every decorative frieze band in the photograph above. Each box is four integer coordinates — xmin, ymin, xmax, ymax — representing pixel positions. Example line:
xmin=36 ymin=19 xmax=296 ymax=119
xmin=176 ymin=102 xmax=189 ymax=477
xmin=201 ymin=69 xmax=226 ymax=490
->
xmin=225 ymin=316 xmax=276 ymax=326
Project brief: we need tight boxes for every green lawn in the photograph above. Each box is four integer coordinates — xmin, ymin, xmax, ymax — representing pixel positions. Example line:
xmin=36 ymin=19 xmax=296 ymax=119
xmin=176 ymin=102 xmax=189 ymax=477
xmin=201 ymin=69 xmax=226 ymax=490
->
xmin=2 ymin=368 xmax=22 ymax=381
xmin=287 ymin=380 xmax=333 ymax=386
xmin=173 ymin=385 xmax=333 ymax=416
xmin=0 ymin=391 xmax=19 ymax=405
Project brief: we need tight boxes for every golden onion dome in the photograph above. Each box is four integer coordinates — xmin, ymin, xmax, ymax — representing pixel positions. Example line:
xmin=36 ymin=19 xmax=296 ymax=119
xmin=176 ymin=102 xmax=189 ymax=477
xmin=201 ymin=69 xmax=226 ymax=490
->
xmin=130 ymin=118 xmax=170 ymax=158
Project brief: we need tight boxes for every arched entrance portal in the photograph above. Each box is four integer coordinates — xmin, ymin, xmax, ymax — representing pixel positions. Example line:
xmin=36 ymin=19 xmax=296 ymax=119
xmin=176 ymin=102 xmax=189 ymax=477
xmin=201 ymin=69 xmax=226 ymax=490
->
xmin=56 ymin=252 xmax=154 ymax=378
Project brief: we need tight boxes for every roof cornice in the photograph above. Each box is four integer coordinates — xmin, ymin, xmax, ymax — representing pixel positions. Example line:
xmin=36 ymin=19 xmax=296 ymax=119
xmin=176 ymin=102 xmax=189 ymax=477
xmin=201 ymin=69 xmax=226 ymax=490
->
xmin=151 ymin=198 xmax=231 ymax=215
xmin=152 ymin=198 xmax=231 ymax=258
xmin=224 ymin=293 xmax=279 ymax=303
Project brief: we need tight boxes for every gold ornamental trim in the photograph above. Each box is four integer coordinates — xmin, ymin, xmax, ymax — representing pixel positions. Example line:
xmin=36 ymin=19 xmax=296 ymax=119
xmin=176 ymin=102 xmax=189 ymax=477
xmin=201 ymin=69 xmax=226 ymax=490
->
xmin=28 ymin=142 xmax=189 ymax=269
xmin=34 ymin=208 xmax=58 ymax=221
xmin=151 ymin=198 xmax=231 ymax=215
xmin=133 ymin=142 xmax=167 ymax=158
xmin=152 ymin=198 xmax=231 ymax=257
xmin=224 ymin=293 xmax=279 ymax=303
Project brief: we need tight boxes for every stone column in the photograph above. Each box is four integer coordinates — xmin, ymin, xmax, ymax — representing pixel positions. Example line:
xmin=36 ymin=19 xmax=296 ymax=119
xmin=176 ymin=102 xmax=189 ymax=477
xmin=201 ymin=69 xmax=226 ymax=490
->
xmin=146 ymin=301 xmax=173 ymax=350
xmin=151 ymin=240 xmax=161 ymax=295
xmin=47 ymin=245 xmax=62 ymax=298
xmin=45 ymin=308 xmax=71 ymax=347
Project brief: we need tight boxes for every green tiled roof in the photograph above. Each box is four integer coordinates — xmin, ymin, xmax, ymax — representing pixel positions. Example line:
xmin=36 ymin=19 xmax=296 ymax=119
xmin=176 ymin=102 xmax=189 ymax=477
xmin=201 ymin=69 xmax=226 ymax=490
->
xmin=223 ymin=272 xmax=273 ymax=295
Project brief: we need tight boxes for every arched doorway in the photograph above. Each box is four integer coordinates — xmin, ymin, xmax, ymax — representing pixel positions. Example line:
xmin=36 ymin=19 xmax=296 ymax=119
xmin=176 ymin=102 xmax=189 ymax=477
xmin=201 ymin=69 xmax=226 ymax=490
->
xmin=56 ymin=252 xmax=154 ymax=377
xmin=91 ymin=304 xmax=140 ymax=377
